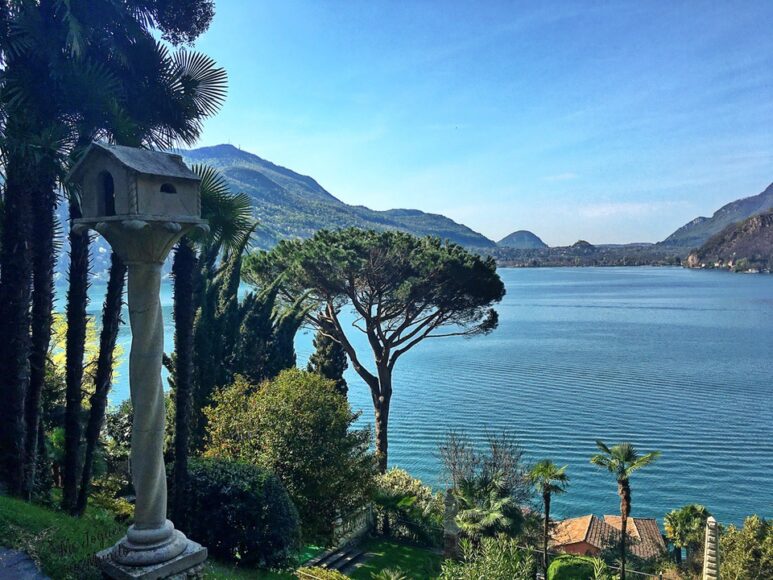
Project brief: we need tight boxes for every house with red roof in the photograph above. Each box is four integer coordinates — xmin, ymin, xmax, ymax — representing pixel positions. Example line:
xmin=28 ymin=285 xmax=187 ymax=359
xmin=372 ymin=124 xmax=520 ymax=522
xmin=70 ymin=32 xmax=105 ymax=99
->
xmin=550 ymin=514 xmax=666 ymax=560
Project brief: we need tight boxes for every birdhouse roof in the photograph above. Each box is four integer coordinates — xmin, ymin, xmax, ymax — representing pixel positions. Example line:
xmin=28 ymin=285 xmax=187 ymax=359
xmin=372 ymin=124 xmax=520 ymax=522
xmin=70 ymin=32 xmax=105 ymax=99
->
xmin=67 ymin=142 xmax=200 ymax=183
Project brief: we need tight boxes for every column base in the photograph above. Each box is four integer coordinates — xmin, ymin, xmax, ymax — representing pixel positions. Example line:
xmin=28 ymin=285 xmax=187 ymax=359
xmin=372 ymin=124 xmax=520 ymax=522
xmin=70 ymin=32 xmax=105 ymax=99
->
xmin=97 ymin=535 xmax=207 ymax=580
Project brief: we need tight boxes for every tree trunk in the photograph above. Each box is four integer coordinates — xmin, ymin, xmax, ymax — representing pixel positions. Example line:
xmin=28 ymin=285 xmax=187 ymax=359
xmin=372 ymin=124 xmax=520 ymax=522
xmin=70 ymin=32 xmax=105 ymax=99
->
xmin=619 ymin=480 xmax=631 ymax=580
xmin=75 ymin=252 xmax=125 ymax=515
xmin=23 ymin=184 xmax=57 ymax=499
xmin=0 ymin=164 xmax=33 ymax=496
xmin=62 ymin=202 xmax=90 ymax=513
xmin=171 ymin=239 xmax=196 ymax=525
xmin=374 ymin=391 xmax=390 ymax=474
xmin=543 ymin=491 xmax=551 ymax=573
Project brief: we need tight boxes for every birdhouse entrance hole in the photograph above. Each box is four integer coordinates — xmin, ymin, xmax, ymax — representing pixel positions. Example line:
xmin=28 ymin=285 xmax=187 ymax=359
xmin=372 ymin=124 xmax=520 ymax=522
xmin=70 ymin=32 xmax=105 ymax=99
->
xmin=98 ymin=171 xmax=116 ymax=216
xmin=160 ymin=183 xmax=177 ymax=194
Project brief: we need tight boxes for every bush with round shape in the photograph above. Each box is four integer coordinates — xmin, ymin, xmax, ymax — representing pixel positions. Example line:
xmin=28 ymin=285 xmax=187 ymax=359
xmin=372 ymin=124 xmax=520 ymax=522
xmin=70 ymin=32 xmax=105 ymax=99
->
xmin=177 ymin=458 xmax=300 ymax=567
xmin=547 ymin=554 xmax=599 ymax=580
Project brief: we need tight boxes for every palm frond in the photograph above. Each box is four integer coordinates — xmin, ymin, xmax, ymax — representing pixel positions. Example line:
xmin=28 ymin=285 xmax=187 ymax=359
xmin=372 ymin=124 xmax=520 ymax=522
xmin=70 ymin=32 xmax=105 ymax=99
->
xmin=172 ymin=49 xmax=227 ymax=118
xmin=193 ymin=163 xmax=256 ymax=253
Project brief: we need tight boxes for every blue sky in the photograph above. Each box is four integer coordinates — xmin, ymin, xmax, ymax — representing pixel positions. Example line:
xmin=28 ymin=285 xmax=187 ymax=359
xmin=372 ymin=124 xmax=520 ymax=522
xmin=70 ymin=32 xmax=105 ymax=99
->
xmin=193 ymin=1 xmax=773 ymax=245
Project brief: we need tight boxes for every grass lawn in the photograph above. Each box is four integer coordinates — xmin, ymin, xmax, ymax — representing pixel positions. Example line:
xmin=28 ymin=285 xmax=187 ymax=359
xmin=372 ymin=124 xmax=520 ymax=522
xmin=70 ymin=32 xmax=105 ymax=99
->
xmin=348 ymin=538 xmax=442 ymax=580
xmin=0 ymin=494 xmax=319 ymax=580
xmin=0 ymin=494 xmax=124 ymax=579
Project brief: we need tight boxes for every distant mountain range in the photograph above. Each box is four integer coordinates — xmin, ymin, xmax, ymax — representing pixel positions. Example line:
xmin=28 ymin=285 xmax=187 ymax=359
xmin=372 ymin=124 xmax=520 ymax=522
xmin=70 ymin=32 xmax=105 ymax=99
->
xmin=660 ymin=183 xmax=773 ymax=249
xmin=686 ymin=211 xmax=773 ymax=272
xmin=52 ymin=142 xmax=772 ymax=277
xmin=182 ymin=144 xmax=495 ymax=249
xmin=497 ymin=230 xmax=547 ymax=249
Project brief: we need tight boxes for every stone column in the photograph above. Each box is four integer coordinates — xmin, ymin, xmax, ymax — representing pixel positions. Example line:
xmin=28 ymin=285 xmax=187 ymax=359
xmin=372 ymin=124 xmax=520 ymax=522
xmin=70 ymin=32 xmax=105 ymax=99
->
xmin=113 ymin=261 xmax=185 ymax=565
xmin=703 ymin=516 xmax=719 ymax=580
xmin=85 ymin=220 xmax=207 ymax=579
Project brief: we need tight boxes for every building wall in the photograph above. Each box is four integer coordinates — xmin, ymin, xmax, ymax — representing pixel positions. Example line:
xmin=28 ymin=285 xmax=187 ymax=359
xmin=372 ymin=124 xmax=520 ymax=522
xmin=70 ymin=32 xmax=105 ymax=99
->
xmin=555 ymin=542 xmax=601 ymax=557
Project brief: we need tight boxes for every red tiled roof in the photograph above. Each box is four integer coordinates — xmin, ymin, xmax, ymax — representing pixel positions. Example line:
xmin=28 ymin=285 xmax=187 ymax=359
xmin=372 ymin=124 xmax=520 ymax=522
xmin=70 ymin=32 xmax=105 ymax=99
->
xmin=550 ymin=515 xmax=666 ymax=560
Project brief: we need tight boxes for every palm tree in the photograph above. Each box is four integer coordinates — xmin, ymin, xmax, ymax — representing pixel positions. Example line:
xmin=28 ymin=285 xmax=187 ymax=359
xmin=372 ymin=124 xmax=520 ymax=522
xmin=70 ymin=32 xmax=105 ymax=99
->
xmin=453 ymin=471 xmax=520 ymax=540
xmin=528 ymin=459 xmax=569 ymax=572
xmin=170 ymin=165 xmax=253 ymax=524
xmin=0 ymin=0 xmax=220 ymax=504
xmin=664 ymin=504 xmax=711 ymax=565
xmin=590 ymin=441 xmax=660 ymax=580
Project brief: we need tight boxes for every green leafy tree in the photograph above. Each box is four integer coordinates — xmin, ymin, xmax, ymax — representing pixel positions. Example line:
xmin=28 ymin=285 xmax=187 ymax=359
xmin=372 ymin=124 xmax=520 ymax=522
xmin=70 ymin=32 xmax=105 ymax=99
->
xmin=245 ymin=228 xmax=505 ymax=472
xmin=307 ymin=323 xmax=348 ymax=396
xmin=720 ymin=515 xmax=773 ymax=580
xmin=664 ymin=504 xmax=711 ymax=565
xmin=591 ymin=441 xmax=660 ymax=580
xmin=204 ymin=369 xmax=376 ymax=540
xmin=529 ymin=459 xmax=569 ymax=573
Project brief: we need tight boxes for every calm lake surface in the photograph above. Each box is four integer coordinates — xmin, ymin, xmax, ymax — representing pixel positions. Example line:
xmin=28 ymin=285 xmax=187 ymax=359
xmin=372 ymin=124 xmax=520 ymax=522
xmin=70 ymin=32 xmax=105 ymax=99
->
xmin=83 ymin=267 xmax=772 ymax=524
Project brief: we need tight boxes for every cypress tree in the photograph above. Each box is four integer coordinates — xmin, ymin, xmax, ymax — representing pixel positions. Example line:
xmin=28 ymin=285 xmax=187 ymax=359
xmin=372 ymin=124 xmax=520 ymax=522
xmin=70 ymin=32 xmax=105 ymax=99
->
xmin=307 ymin=325 xmax=348 ymax=397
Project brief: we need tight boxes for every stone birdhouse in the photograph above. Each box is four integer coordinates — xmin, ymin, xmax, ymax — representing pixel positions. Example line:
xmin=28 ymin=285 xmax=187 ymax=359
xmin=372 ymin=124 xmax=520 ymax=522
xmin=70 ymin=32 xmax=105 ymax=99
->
xmin=67 ymin=142 xmax=201 ymax=222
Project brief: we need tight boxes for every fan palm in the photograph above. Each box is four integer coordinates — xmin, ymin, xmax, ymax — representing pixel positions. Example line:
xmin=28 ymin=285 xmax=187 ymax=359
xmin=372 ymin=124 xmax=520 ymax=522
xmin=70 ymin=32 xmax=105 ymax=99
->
xmin=0 ymin=0 xmax=221 ymax=502
xmin=528 ymin=459 xmax=569 ymax=572
xmin=0 ymin=0 xmax=223 ymax=509
xmin=664 ymin=504 xmax=711 ymax=564
xmin=590 ymin=441 xmax=660 ymax=580
xmin=453 ymin=471 xmax=520 ymax=540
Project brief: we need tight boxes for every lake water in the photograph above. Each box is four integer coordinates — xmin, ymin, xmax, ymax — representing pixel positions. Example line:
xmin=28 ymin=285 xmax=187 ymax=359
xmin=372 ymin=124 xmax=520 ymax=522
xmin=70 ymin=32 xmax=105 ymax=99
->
xmin=80 ymin=267 xmax=772 ymax=525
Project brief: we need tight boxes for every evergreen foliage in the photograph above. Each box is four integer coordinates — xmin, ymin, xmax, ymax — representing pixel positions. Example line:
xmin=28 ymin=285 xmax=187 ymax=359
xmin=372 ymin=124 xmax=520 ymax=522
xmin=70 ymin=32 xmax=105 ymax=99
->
xmin=245 ymin=228 xmax=505 ymax=472
xmin=307 ymin=324 xmax=349 ymax=396
xmin=177 ymin=458 xmax=301 ymax=567
xmin=439 ymin=535 xmax=536 ymax=580
xmin=528 ymin=459 xmax=569 ymax=573
xmin=547 ymin=554 xmax=609 ymax=580
xmin=373 ymin=468 xmax=444 ymax=545
xmin=720 ymin=515 xmax=773 ymax=580
xmin=189 ymin=251 xmax=305 ymax=449
xmin=204 ymin=369 xmax=376 ymax=541
xmin=663 ymin=504 xmax=711 ymax=565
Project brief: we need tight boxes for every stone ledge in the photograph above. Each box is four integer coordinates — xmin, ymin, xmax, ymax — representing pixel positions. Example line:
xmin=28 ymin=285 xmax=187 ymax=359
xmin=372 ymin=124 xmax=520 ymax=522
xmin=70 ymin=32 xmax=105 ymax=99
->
xmin=97 ymin=540 xmax=206 ymax=580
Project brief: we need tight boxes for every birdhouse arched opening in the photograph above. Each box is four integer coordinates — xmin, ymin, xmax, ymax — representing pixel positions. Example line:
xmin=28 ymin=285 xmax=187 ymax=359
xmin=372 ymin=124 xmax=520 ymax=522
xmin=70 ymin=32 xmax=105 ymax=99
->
xmin=160 ymin=183 xmax=177 ymax=194
xmin=98 ymin=171 xmax=116 ymax=216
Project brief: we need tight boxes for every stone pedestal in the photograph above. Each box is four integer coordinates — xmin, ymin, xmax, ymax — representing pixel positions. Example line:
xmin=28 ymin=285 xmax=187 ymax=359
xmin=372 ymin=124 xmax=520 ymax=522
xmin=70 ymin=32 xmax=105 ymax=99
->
xmin=97 ymin=537 xmax=207 ymax=580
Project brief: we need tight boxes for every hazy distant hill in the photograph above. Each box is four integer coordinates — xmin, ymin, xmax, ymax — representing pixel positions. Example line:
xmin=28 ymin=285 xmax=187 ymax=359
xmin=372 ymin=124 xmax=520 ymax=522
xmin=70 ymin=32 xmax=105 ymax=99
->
xmin=497 ymin=230 xmax=548 ymax=249
xmin=686 ymin=211 xmax=773 ymax=272
xmin=661 ymin=183 xmax=773 ymax=248
xmin=182 ymin=144 xmax=495 ymax=249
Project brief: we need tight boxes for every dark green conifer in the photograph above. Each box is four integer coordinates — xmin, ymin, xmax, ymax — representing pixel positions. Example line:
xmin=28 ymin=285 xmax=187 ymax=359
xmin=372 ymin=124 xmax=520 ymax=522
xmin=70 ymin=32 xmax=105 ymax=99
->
xmin=307 ymin=325 xmax=349 ymax=397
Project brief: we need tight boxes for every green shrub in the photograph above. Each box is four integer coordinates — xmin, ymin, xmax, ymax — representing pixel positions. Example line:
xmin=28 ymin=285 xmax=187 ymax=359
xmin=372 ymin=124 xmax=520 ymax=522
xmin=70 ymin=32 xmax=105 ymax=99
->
xmin=178 ymin=458 xmax=301 ymax=567
xmin=296 ymin=566 xmax=348 ymax=579
xmin=547 ymin=554 xmax=602 ymax=580
xmin=205 ymin=369 xmax=376 ymax=541
xmin=720 ymin=515 xmax=773 ymax=579
xmin=373 ymin=468 xmax=443 ymax=545
xmin=440 ymin=535 xmax=536 ymax=579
